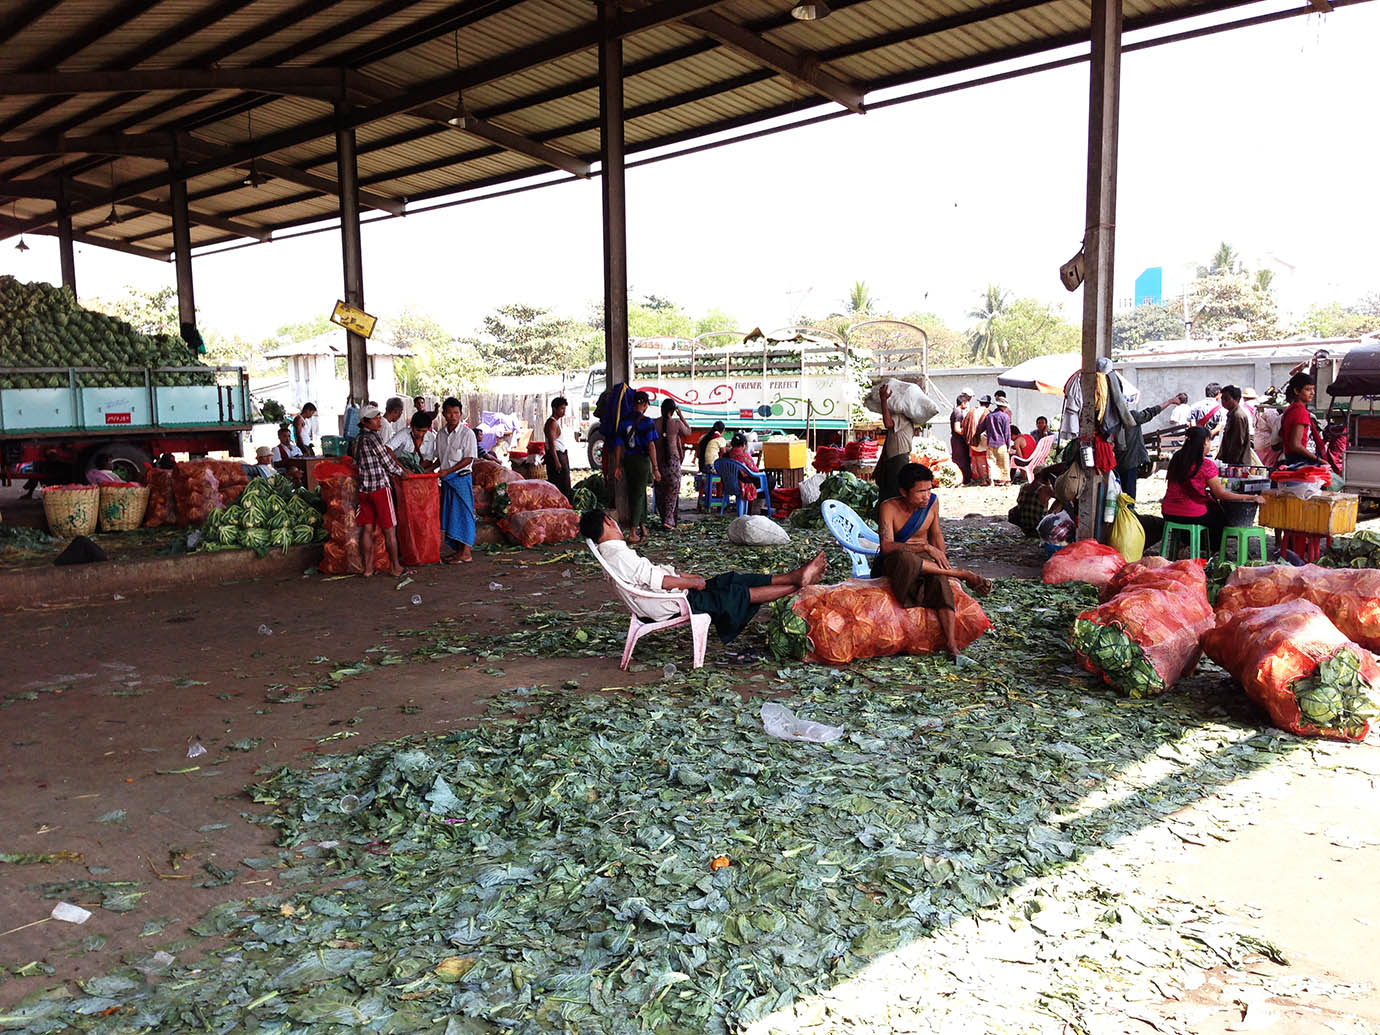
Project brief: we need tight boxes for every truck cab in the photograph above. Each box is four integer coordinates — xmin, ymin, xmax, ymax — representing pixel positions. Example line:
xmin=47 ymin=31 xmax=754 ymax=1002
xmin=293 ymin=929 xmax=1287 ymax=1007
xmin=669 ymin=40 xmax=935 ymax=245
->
xmin=1325 ymin=340 xmax=1380 ymax=501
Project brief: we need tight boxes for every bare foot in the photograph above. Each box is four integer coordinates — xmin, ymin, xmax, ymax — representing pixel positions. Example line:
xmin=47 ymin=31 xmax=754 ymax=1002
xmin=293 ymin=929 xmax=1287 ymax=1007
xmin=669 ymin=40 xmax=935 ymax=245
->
xmin=966 ymin=573 xmax=993 ymax=596
xmin=802 ymin=550 xmax=827 ymax=585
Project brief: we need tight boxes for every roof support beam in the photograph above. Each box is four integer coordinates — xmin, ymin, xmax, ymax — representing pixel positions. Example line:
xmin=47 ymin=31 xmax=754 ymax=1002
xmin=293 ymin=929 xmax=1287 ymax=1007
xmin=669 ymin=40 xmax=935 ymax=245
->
xmin=679 ymin=10 xmax=865 ymax=112
xmin=240 ymin=158 xmax=407 ymax=216
xmin=0 ymin=0 xmax=63 ymax=42
xmin=0 ymin=133 xmax=179 ymax=159
xmin=0 ymin=68 xmax=348 ymax=100
xmin=0 ymin=219 xmax=173 ymax=262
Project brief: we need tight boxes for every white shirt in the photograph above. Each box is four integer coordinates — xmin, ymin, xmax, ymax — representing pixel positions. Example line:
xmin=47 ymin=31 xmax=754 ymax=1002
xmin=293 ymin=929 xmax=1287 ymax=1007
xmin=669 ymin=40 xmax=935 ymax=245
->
xmin=295 ymin=414 xmax=316 ymax=448
xmin=434 ymin=423 xmax=478 ymax=473
xmin=271 ymin=442 xmax=303 ymax=462
xmin=596 ymin=540 xmax=684 ymax=622
xmin=388 ymin=427 xmax=436 ymax=460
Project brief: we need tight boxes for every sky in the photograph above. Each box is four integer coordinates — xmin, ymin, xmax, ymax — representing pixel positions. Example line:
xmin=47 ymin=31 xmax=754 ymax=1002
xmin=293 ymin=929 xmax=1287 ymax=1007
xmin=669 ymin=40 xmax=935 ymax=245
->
xmin=2 ymin=0 xmax=1377 ymax=344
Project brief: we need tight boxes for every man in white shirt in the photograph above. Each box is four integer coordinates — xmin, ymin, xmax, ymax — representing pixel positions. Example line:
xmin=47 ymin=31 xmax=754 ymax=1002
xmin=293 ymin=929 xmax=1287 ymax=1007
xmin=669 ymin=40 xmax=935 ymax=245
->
xmin=380 ymin=397 xmax=407 ymax=445
xmin=581 ymin=509 xmax=824 ymax=643
xmin=270 ymin=425 xmax=303 ymax=464
xmin=435 ymin=396 xmax=478 ymax=563
xmin=388 ymin=410 xmax=438 ymax=468
xmin=1187 ymin=382 xmax=1224 ymax=440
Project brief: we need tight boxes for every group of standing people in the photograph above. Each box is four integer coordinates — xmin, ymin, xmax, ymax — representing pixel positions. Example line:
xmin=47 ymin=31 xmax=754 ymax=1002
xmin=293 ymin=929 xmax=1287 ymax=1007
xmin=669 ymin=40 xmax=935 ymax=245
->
xmin=946 ymin=390 xmax=1048 ymax=487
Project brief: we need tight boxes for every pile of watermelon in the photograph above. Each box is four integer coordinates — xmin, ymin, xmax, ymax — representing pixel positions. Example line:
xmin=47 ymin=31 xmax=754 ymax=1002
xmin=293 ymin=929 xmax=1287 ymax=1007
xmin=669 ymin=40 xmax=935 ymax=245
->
xmin=199 ymin=476 xmax=326 ymax=556
xmin=0 ymin=275 xmax=213 ymax=389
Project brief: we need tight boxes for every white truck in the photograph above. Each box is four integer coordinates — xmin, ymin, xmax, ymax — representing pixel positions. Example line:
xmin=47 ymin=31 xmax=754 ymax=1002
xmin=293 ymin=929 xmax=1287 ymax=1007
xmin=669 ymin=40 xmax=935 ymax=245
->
xmin=574 ymin=329 xmax=862 ymax=467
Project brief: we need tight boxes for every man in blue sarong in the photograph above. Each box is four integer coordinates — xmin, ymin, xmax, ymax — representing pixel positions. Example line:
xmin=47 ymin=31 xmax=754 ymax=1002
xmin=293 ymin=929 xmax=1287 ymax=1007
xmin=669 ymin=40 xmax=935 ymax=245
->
xmin=435 ymin=396 xmax=477 ymax=564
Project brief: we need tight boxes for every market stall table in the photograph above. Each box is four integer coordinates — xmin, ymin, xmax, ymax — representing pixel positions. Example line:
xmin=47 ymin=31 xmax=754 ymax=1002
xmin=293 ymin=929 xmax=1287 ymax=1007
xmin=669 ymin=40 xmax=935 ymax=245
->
xmin=278 ymin=455 xmax=339 ymax=492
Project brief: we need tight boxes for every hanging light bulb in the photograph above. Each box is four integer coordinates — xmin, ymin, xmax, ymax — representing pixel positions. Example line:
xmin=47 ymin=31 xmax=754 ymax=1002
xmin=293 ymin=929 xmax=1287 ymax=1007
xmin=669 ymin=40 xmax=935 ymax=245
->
xmin=15 ymin=237 xmax=29 ymax=252
xmin=790 ymin=0 xmax=830 ymax=18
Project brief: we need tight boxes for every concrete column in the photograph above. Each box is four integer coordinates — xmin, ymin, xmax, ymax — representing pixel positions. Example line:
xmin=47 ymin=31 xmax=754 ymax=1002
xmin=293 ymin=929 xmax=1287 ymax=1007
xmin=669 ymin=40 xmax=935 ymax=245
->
xmin=169 ymin=163 xmax=197 ymax=349
xmin=599 ymin=0 xmax=631 ymax=521
xmin=56 ymin=178 xmax=76 ymax=298
xmin=1076 ymin=0 xmax=1122 ymax=539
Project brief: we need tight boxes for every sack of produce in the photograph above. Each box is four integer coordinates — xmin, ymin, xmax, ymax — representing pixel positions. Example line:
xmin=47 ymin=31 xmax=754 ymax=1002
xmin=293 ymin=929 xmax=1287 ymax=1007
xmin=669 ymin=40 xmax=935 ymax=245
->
xmin=865 ymin=378 xmax=940 ymax=426
xmin=727 ymin=515 xmax=791 ymax=546
xmin=473 ymin=458 xmax=519 ymax=493
xmin=1036 ymin=511 xmax=1075 ymax=545
xmin=1071 ymin=560 xmax=1213 ymax=697
xmin=799 ymin=473 xmax=827 ymax=506
xmin=1098 ymin=555 xmax=1172 ymax=602
xmin=1042 ymin=538 xmax=1126 ymax=588
xmin=173 ymin=460 xmax=224 ymax=526
xmin=143 ymin=467 xmax=177 ymax=527
xmin=494 ymin=478 xmax=572 ymax=519
xmin=1108 ymin=493 xmax=1145 ymax=562
xmin=207 ymin=459 xmax=250 ymax=505
xmin=501 ymin=508 xmax=581 ymax=547
xmin=767 ymin=578 xmax=991 ymax=664
xmin=1201 ymin=600 xmax=1380 ymax=741
xmin=1217 ymin=564 xmax=1380 ymax=652
xmin=319 ymin=475 xmax=364 ymax=575
xmin=393 ymin=474 xmax=441 ymax=566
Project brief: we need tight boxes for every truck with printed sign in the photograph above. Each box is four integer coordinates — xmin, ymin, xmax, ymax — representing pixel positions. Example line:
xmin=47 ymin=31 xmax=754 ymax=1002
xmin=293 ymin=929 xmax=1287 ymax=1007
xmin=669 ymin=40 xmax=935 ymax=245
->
xmin=0 ymin=276 xmax=251 ymax=484
xmin=575 ymin=329 xmax=861 ymax=468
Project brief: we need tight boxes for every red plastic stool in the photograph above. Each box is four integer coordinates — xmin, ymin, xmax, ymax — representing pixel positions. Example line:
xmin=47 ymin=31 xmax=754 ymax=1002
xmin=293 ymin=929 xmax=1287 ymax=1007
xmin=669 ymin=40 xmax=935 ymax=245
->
xmin=1280 ymin=530 xmax=1330 ymax=563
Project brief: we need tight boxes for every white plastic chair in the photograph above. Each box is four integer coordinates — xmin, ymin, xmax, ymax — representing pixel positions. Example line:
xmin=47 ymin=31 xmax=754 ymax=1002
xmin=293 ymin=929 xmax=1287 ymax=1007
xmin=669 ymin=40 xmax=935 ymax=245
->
xmin=1011 ymin=433 xmax=1057 ymax=481
xmin=821 ymin=499 xmax=880 ymax=578
xmin=586 ymin=540 xmax=710 ymax=670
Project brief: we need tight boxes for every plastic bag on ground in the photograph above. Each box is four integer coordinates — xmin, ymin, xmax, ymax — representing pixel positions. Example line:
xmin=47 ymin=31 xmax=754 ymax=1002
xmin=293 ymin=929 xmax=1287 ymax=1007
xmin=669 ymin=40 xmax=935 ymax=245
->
xmin=172 ymin=460 xmax=223 ymax=526
xmin=501 ymin=508 xmax=580 ymax=547
xmin=1071 ymin=559 xmax=1213 ymax=697
xmin=782 ymin=578 xmax=991 ymax=665
xmin=1098 ymin=555 xmax=1171 ymax=603
xmin=319 ymin=475 xmax=364 ymax=575
xmin=1108 ymin=493 xmax=1145 ymax=562
xmin=143 ymin=467 xmax=177 ymax=527
xmin=799 ymin=473 xmax=826 ymax=506
xmin=864 ymin=378 xmax=940 ymax=426
xmin=393 ymin=474 xmax=441 ymax=566
xmin=727 ymin=515 xmax=791 ymax=546
xmin=1037 ymin=511 xmax=1075 ymax=545
xmin=1202 ymin=599 xmax=1379 ymax=741
xmin=1216 ymin=564 xmax=1380 ymax=652
xmin=761 ymin=701 xmax=843 ymax=743
xmin=1042 ymin=538 xmax=1126 ymax=588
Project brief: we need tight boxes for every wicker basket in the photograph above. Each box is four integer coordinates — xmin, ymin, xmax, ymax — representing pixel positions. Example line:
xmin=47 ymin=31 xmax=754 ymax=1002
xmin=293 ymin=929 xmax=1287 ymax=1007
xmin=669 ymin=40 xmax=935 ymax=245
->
xmin=98 ymin=483 xmax=151 ymax=532
xmin=42 ymin=485 xmax=101 ymax=538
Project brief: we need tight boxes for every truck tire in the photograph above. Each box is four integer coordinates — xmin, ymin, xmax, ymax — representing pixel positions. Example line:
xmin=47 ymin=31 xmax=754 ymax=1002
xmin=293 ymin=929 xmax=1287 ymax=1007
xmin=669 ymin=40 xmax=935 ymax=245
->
xmin=85 ymin=442 xmax=153 ymax=484
xmin=587 ymin=428 xmax=605 ymax=471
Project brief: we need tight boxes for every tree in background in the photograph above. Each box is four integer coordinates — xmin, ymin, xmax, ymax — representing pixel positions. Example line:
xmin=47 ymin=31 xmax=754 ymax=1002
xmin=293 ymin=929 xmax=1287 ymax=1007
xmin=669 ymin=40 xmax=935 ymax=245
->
xmin=843 ymin=281 xmax=875 ymax=316
xmin=627 ymin=296 xmax=695 ymax=339
xmin=1188 ymin=272 xmax=1281 ymax=342
xmin=1300 ymin=294 xmax=1380 ymax=339
xmin=1198 ymin=241 xmax=1242 ymax=277
xmin=89 ymin=285 xmax=179 ymax=336
xmin=389 ymin=307 xmax=486 ymax=397
xmin=694 ymin=306 xmax=741 ymax=336
xmin=470 ymin=303 xmax=598 ymax=374
xmin=966 ymin=284 xmax=1011 ymax=364
xmin=990 ymin=298 xmax=1080 ymax=365
xmin=1114 ymin=302 xmax=1184 ymax=350
xmin=901 ymin=311 xmax=966 ymax=368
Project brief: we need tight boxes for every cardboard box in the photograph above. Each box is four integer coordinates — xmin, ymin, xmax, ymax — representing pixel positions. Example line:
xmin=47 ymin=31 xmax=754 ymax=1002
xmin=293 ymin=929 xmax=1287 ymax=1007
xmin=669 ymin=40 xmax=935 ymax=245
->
xmin=763 ymin=440 xmax=807 ymax=470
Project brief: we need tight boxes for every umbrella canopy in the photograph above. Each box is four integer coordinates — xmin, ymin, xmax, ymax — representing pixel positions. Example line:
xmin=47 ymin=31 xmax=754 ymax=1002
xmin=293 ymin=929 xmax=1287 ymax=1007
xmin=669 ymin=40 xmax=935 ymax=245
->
xmin=997 ymin=353 xmax=1083 ymax=395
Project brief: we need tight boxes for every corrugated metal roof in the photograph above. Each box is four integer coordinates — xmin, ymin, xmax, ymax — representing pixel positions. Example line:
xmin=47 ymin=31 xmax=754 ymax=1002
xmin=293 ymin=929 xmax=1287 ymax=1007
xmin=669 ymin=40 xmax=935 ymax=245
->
xmin=0 ymin=0 xmax=1360 ymax=258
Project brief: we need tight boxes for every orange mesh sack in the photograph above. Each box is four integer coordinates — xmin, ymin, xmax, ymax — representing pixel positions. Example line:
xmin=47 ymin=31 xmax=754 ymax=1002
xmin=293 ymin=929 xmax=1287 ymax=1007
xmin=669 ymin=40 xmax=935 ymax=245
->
xmin=1202 ymin=600 xmax=1380 ymax=742
xmin=1071 ymin=559 xmax=1213 ymax=697
xmin=1042 ymin=539 xmax=1126 ymax=589
xmin=207 ymin=459 xmax=250 ymax=504
xmin=502 ymin=508 xmax=580 ymax=547
xmin=1098 ymin=555 xmax=1171 ymax=603
xmin=502 ymin=478 xmax=573 ymax=515
xmin=783 ymin=578 xmax=991 ymax=665
xmin=1217 ymin=564 xmax=1380 ymax=652
xmin=473 ymin=459 xmax=520 ymax=493
xmin=319 ymin=475 xmax=364 ymax=575
xmin=172 ymin=460 xmax=224 ymax=526
xmin=143 ymin=467 xmax=177 ymax=527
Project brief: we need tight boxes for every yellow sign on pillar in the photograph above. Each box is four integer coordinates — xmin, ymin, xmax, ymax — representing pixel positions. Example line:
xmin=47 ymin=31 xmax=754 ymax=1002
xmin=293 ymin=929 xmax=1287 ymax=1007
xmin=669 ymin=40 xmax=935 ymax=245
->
xmin=330 ymin=300 xmax=377 ymax=339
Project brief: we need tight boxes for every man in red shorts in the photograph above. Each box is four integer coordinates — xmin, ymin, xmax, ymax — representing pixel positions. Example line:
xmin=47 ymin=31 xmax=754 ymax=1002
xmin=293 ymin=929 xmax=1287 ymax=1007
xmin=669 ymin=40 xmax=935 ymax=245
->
xmin=354 ymin=404 xmax=409 ymax=577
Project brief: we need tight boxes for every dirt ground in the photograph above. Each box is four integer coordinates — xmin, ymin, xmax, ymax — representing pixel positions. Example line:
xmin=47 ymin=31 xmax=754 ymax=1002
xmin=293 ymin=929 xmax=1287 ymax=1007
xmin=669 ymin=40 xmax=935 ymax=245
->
xmin=2 ymin=481 xmax=1378 ymax=1032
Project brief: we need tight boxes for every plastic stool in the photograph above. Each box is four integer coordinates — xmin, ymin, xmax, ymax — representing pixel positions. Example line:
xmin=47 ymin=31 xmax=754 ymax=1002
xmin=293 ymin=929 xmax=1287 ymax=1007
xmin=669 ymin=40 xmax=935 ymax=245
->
xmin=1220 ymin=525 xmax=1269 ymax=563
xmin=1162 ymin=519 xmax=1207 ymax=560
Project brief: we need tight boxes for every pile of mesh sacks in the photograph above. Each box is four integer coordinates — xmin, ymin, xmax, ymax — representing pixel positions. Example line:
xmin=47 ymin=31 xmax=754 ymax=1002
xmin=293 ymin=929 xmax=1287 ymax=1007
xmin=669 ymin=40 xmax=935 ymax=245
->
xmin=494 ymin=478 xmax=577 ymax=547
xmin=1208 ymin=564 xmax=1380 ymax=741
xmin=767 ymin=579 xmax=991 ymax=664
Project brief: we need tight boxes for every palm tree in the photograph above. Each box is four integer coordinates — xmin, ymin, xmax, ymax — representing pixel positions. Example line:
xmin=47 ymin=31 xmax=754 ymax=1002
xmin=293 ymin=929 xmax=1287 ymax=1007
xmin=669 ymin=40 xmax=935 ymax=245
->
xmin=844 ymin=281 xmax=874 ymax=316
xmin=967 ymin=284 xmax=1010 ymax=364
xmin=1199 ymin=241 xmax=1241 ymax=276
xmin=1254 ymin=268 xmax=1274 ymax=293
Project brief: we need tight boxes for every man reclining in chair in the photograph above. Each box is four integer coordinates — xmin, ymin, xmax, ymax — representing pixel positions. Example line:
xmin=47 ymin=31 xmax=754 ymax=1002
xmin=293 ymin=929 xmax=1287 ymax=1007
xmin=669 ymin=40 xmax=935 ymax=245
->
xmin=876 ymin=463 xmax=993 ymax=659
xmin=581 ymin=509 xmax=826 ymax=644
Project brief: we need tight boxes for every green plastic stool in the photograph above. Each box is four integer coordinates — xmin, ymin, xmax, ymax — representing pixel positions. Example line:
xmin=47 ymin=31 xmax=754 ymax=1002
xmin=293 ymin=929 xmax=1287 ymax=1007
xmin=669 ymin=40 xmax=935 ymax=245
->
xmin=1220 ymin=525 xmax=1269 ymax=564
xmin=1162 ymin=519 xmax=1207 ymax=560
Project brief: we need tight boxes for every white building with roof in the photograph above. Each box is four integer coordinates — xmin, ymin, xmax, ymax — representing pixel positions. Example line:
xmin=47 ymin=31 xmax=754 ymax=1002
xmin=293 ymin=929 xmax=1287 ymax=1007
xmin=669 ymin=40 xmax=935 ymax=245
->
xmin=263 ymin=329 xmax=412 ymax=434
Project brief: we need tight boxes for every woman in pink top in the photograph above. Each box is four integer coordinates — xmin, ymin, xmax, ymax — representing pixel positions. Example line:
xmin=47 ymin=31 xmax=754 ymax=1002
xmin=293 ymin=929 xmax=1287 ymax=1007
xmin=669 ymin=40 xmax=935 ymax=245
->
xmin=1162 ymin=425 xmax=1261 ymax=552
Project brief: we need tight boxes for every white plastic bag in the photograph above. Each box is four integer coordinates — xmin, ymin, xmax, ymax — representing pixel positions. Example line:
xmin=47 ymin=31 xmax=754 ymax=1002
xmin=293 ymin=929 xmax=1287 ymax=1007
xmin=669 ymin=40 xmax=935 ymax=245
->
xmin=727 ymin=515 xmax=790 ymax=546
xmin=761 ymin=702 xmax=843 ymax=743
xmin=865 ymin=378 xmax=939 ymax=426
xmin=799 ymin=473 xmax=826 ymax=506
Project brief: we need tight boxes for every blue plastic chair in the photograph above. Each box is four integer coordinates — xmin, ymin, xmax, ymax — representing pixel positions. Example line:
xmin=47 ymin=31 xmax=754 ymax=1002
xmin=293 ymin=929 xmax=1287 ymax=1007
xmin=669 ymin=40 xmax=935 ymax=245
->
xmin=708 ymin=457 xmax=773 ymax=518
xmin=822 ymin=499 xmax=880 ymax=578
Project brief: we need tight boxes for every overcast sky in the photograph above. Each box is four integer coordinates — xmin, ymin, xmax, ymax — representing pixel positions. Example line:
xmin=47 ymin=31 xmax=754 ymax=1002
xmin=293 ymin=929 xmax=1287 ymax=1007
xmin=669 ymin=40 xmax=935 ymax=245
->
xmin=3 ymin=0 xmax=1377 ymax=343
